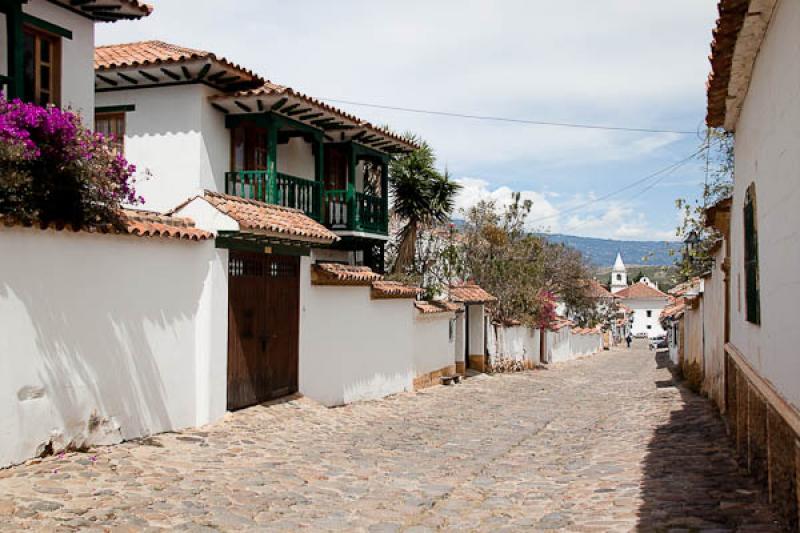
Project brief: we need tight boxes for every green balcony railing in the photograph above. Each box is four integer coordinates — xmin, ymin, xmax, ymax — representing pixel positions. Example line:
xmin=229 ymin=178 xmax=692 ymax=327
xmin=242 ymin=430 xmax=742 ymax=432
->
xmin=323 ymin=186 xmax=387 ymax=235
xmin=225 ymin=171 xmax=386 ymax=234
xmin=225 ymin=170 xmax=321 ymax=220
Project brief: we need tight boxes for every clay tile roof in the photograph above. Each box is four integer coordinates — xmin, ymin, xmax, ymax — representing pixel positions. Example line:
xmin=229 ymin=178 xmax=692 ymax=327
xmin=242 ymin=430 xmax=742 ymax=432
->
xmin=210 ymin=82 xmax=417 ymax=153
xmin=615 ymin=282 xmax=669 ymax=300
xmin=371 ymin=280 xmax=422 ymax=299
xmin=94 ymin=41 xmax=263 ymax=86
xmin=311 ymin=263 xmax=382 ymax=286
xmin=585 ymin=279 xmax=614 ymax=299
xmin=706 ymin=0 xmax=778 ymax=129
xmin=549 ymin=317 xmax=574 ymax=331
xmin=200 ymin=191 xmax=338 ymax=244
xmin=415 ymin=300 xmax=461 ymax=314
xmin=52 ymin=0 xmax=152 ymax=21
xmin=661 ymin=297 xmax=687 ymax=320
xmin=449 ymin=284 xmax=497 ymax=304
xmin=0 ymin=210 xmax=212 ymax=241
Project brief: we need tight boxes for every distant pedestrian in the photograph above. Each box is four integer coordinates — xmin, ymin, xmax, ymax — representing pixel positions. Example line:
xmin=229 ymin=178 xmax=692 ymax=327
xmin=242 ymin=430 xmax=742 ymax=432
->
xmin=625 ymin=334 xmax=632 ymax=348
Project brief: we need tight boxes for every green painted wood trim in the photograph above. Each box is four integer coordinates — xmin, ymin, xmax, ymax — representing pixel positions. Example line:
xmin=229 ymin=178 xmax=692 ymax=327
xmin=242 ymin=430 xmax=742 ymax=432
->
xmin=3 ymin=1 xmax=24 ymax=99
xmin=215 ymin=234 xmax=311 ymax=256
xmin=351 ymin=141 xmax=391 ymax=163
xmin=95 ymin=104 xmax=136 ymax=114
xmin=22 ymin=13 xmax=72 ymax=39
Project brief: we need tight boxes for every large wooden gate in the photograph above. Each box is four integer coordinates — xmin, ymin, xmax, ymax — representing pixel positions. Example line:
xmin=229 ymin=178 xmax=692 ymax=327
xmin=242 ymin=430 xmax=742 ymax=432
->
xmin=227 ymin=251 xmax=300 ymax=410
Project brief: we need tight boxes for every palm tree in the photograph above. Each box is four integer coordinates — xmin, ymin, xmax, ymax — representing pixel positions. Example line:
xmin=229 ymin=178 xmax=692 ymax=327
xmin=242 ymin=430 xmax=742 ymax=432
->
xmin=390 ymin=136 xmax=460 ymax=274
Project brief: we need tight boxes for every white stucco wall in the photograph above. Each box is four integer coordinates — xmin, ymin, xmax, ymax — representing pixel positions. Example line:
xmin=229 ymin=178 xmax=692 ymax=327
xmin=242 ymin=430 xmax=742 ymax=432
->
xmin=625 ymin=299 xmax=667 ymax=337
xmin=454 ymin=311 xmax=465 ymax=366
xmin=729 ymin=0 xmax=800 ymax=412
xmin=702 ymin=250 xmax=726 ymax=408
xmin=413 ymin=312 xmax=455 ymax=377
xmin=0 ymin=227 xmax=228 ymax=467
xmin=277 ymin=137 xmax=315 ymax=180
xmin=466 ymin=304 xmax=485 ymax=357
xmin=298 ymin=257 xmax=415 ymax=406
xmin=570 ymin=332 xmax=603 ymax=358
xmin=96 ymin=84 xmax=229 ymax=213
xmin=487 ymin=324 xmax=540 ymax=366
xmin=545 ymin=327 xmax=571 ymax=363
xmin=23 ymin=0 xmax=95 ymax=124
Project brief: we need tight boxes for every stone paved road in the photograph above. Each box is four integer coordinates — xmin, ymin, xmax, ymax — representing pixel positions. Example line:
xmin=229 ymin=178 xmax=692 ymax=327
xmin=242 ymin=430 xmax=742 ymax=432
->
xmin=0 ymin=343 xmax=787 ymax=532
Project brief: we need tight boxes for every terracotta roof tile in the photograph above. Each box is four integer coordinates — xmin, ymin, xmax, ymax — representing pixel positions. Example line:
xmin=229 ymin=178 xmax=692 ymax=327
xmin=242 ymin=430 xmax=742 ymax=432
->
xmin=661 ymin=297 xmax=687 ymax=320
xmin=311 ymin=263 xmax=382 ymax=286
xmin=706 ymin=0 xmax=778 ymax=128
xmin=95 ymin=41 xmax=263 ymax=86
xmin=615 ymin=282 xmax=669 ymax=300
xmin=415 ymin=300 xmax=461 ymax=314
xmin=0 ymin=210 xmax=212 ymax=241
xmin=449 ymin=284 xmax=497 ymax=304
xmin=585 ymin=279 xmax=614 ymax=299
xmin=371 ymin=280 xmax=421 ymax=299
xmin=211 ymin=83 xmax=417 ymax=152
xmin=200 ymin=191 xmax=338 ymax=244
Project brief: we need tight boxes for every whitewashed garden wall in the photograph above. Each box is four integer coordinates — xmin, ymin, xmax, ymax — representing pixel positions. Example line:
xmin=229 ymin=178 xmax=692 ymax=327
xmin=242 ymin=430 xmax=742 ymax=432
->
xmin=0 ymin=227 xmax=228 ymax=468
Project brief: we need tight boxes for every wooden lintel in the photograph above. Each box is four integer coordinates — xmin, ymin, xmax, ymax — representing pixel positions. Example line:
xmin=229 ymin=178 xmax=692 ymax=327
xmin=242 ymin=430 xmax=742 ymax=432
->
xmin=211 ymin=103 xmax=229 ymax=114
xmin=271 ymin=97 xmax=288 ymax=110
xmin=196 ymin=63 xmax=212 ymax=80
xmin=138 ymin=70 xmax=160 ymax=82
xmin=117 ymin=72 xmax=138 ymax=85
xmin=160 ymin=67 xmax=181 ymax=81
xmin=298 ymin=112 xmax=324 ymax=121
xmin=234 ymin=100 xmax=252 ymax=113
xmin=96 ymin=73 xmax=118 ymax=86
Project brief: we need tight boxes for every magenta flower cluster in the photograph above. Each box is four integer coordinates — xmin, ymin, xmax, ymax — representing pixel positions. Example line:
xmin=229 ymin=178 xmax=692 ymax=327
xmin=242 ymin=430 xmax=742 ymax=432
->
xmin=0 ymin=94 xmax=143 ymax=225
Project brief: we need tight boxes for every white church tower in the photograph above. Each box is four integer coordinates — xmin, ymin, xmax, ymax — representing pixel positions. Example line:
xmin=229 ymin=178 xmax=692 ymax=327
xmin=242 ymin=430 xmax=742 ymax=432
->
xmin=610 ymin=252 xmax=628 ymax=294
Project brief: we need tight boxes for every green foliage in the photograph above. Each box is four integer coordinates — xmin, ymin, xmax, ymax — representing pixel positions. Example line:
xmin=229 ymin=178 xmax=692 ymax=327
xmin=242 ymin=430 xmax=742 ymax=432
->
xmin=458 ymin=193 xmax=593 ymax=327
xmin=388 ymin=135 xmax=460 ymax=275
xmin=674 ymin=129 xmax=734 ymax=279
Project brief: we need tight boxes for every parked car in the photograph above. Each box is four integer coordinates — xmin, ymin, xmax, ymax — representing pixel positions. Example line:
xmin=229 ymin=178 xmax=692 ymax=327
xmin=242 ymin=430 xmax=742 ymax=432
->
xmin=649 ymin=335 xmax=667 ymax=350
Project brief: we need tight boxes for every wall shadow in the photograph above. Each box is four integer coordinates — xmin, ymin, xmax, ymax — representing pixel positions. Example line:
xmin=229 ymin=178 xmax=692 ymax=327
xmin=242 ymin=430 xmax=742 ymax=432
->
xmin=636 ymin=351 xmax=787 ymax=531
xmin=0 ymin=232 xmax=210 ymax=457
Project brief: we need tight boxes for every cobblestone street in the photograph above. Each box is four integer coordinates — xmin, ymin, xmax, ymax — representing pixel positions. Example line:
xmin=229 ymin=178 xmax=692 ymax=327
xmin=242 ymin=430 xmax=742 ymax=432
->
xmin=0 ymin=343 xmax=786 ymax=531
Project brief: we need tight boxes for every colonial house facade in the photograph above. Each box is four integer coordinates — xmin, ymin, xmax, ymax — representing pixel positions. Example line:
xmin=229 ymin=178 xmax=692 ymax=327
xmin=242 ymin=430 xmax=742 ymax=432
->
xmin=1 ymin=0 xmax=151 ymax=120
xmin=615 ymin=281 xmax=669 ymax=338
xmin=705 ymin=0 xmax=800 ymax=525
xmin=93 ymin=40 xmax=411 ymax=272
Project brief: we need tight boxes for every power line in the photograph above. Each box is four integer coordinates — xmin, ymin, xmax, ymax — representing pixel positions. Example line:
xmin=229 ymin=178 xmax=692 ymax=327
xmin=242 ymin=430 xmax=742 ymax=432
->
xmin=320 ymin=97 xmax=697 ymax=135
xmin=527 ymin=148 xmax=703 ymax=227
xmin=556 ymin=162 xmax=689 ymax=235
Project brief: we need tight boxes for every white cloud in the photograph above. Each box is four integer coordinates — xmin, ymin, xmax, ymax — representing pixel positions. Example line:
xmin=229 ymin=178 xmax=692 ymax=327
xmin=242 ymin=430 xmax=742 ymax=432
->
xmin=454 ymin=178 xmax=678 ymax=241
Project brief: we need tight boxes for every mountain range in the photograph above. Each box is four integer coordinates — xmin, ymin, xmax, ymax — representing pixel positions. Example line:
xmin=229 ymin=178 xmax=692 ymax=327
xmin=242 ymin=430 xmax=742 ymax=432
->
xmin=537 ymin=233 xmax=681 ymax=267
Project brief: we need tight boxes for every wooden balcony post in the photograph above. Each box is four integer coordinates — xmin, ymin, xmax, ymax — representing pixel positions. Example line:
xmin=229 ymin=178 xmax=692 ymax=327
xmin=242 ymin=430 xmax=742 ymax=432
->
xmin=3 ymin=1 xmax=25 ymax=99
xmin=314 ymin=134 xmax=324 ymax=221
xmin=381 ymin=160 xmax=389 ymax=233
xmin=266 ymin=117 xmax=278 ymax=204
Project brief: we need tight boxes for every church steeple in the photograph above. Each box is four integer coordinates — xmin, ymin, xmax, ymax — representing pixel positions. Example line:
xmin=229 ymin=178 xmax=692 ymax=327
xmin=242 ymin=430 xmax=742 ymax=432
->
xmin=610 ymin=252 xmax=628 ymax=294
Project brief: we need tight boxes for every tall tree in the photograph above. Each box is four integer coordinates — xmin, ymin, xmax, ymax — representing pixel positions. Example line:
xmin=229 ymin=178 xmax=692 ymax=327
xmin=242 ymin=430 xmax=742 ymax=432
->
xmin=389 ymin=136 xmax=460 ymax=274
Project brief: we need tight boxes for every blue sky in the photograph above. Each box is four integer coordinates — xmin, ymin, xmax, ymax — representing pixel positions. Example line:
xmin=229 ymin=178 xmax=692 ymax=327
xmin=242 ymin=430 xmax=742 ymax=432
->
xmin=97 ymin=0 xmax=719 ymax=241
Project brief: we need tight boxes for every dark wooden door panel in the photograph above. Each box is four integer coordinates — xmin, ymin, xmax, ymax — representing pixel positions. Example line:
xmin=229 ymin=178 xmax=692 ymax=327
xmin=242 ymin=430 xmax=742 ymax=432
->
xmin=227 ymin=251 xmax=300 ymax=411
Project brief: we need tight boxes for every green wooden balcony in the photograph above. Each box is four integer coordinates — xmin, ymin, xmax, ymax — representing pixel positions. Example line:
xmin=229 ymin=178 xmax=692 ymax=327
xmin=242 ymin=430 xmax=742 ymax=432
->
xmin=323 ymin=186 xmax=387 ymax=235
xmin=225 ymin=171 xmax=388 ymax=235
xmin=225 ymin=170 xmax=322 ymax=221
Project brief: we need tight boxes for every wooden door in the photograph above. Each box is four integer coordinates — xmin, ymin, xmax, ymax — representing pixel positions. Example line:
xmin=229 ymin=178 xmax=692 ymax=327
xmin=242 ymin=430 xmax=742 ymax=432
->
xmin=324 ymin=145 xmax=348 ymax=190
xmin=227 ymin=251 xmax=300 ymax=410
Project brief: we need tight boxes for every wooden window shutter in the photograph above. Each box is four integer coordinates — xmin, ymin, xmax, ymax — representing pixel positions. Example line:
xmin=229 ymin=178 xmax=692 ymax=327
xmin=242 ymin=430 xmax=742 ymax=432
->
xmin=743 ymin=183 xmax=760 ymax=325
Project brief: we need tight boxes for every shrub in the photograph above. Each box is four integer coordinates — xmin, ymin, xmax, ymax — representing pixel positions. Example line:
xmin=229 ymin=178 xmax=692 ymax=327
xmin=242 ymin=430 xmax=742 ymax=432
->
xmin=0 ymin=94 xmax=142 ymax=228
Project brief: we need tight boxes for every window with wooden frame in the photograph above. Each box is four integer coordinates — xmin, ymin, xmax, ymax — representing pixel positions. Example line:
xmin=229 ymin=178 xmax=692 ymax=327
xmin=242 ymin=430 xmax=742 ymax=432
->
xmin=22 ymin=25 xmax=60 ymax=106
xmin=95 ymin=112 xmax=126 ymax=153
xmin=743 ymin=183 xmax=760 ymax=325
